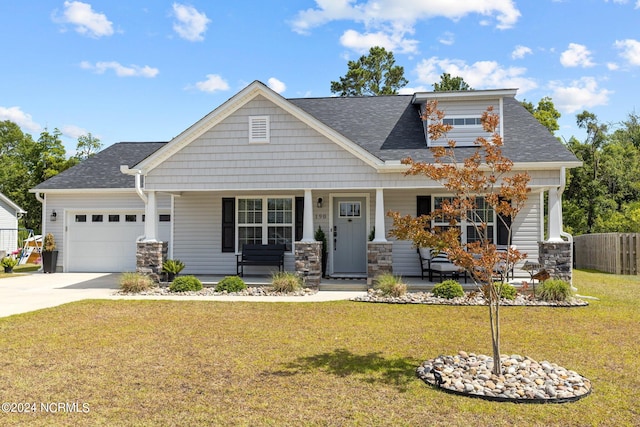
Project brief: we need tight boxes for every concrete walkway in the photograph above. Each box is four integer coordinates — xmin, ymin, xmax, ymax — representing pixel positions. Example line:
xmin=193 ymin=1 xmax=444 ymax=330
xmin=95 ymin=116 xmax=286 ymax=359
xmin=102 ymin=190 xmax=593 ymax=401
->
xmin=0 ymin=273 xmax=367 ymax=318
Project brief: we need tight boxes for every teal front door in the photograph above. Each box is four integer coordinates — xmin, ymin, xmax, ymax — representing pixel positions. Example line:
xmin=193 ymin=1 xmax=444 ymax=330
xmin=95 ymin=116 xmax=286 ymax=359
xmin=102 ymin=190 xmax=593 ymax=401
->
xmin=332 ymin=197 xmax=367 ymax=275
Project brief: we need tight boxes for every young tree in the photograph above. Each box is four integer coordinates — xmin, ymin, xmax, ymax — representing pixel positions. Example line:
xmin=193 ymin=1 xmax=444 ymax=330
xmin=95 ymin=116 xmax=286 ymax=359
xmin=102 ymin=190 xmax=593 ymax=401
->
xmin=432 ymin=73 xmax=472 ymax=91
xmin=330 ymin=46 xmax=408 ymax=96
xmin=388 ymin=101 xmax=531 ymax=375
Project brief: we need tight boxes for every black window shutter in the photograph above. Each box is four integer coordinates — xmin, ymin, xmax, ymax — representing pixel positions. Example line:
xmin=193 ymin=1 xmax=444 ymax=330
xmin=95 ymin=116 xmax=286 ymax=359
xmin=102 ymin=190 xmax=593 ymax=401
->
xmin=417 ymin=196 xmax=432 ymax=217
xmin=222 ymin=198 xmax=235 ymax=252
xmin=496 ymin=198 xmax=512 ymax=246
xmin=295 ymin=197 xmax=304 ymax=241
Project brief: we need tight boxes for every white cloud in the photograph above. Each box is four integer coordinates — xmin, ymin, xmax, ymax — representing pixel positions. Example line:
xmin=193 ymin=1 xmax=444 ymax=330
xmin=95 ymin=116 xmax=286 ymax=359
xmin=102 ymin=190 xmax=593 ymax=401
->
xmin=607 ymin=62 xmax=620 ymax=70
xmin=80 ymin=61 xmax=159 ymax=77
xmin=56 ymin=1 xmax=114 ymax=38
xmin=193 ymin=74 xmax=230 ymax=93
xmin=415 ymin=57 xmax=537 ymax=93
xmin=614 ymin=39 xmax=640 ymax=66
xmin=0 ymin=106 xmax=41 ymax=133
xmin=292 ymin=0 xmax=521 ymax=34
xmin=267 ymin=78 xmax=287 ymax=94
xmin=438 ymin=32 xmax=455 ymax=46
xmin=172 ymin=3 xmax=210 ymax=42
xmin=511 ymin=45 xmax=532 ymax=59
xmin=61 ymin=124 xmax=88 ymax=139
xmin=339 ymin=28 xmax=418 ymax=54
xmin=549 ymin=77 xmax=612 ymax=113
xmin=291 ymin=1 xmax=519 ymax=54
xmin=560 ymin=43 xmax=595 ymax=68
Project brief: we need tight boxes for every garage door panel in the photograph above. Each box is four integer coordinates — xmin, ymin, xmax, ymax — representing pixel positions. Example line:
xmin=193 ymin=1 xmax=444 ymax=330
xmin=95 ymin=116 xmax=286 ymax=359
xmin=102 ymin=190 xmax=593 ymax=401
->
xmin=67 ymin=212 xmax=169 ymax=272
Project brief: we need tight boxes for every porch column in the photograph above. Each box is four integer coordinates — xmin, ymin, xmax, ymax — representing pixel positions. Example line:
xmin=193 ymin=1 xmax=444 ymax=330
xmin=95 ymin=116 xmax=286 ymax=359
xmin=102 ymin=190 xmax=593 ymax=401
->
xmin=144 ymin=190 xmax=159 ymax=242
xmin=301 ymin=189 xmax=315 ymax=242
xmin=373 ymin=188 xmax=387 ymax=242
xmin=547 ymin=187 xmax=563 ymax=243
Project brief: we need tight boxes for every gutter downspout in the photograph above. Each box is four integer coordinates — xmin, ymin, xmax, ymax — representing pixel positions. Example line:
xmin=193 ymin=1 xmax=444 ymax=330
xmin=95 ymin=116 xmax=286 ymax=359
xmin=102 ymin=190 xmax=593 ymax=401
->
xmin=120 ymin=166 xmax=147 ymax=242
xmin=34 ymin=192 xmax=45 ymax=272
xmin=556 ymin=166 xmax=576 ymax=290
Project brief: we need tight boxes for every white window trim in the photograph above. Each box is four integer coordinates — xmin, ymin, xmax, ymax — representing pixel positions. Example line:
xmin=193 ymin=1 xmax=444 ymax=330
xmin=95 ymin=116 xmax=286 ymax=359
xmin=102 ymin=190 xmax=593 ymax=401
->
xmin=236 ymin=196 xmax=294 ymax=252
xmin=432 ymin=196 xmax=496 ymax=244
xmin=249 ymin=115 xmax=270 ymax=144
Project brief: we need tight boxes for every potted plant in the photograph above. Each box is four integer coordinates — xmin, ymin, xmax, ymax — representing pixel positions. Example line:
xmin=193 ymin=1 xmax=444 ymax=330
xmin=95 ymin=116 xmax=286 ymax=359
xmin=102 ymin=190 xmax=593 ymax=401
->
xmin=315 ymin=226 xmax=328 ymax=278
xmin=1 ymin=256 xmax=18 ymax=273
xmin=162 ymin=259 xmax=185 ymax=282
xmin=42 ymin=233 xmax=58 ymax=273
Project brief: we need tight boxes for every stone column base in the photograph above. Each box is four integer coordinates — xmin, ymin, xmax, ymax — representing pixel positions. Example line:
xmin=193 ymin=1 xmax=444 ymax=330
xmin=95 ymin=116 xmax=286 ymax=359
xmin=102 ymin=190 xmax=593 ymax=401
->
xmin=538 ymin=241 xmax=572 ymax=283
xmin=367 ymin=241 xmax=393 ymax=286
xmin=295 ymin=241 xmax=322 ymax=289
xmin=136 ymin=241 xmax=168 ymax=282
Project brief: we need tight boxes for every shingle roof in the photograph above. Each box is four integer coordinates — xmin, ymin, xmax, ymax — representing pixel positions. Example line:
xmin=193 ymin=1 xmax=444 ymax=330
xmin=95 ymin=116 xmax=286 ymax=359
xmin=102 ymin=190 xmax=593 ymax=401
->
xmin=290 ymin=95 xmax=579 ymax=163
xmin=34 ymin=142 xmax=166 ymax=190
xmin=34 ymin=91 xmax=578 ymax=190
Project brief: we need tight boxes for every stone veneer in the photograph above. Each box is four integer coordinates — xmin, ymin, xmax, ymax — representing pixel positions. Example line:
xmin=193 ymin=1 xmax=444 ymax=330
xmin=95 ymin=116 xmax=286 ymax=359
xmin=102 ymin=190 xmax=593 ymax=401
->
xmin=294 ymin=241 xmax=322 ymax=289
xmin=367 ymin=242 xmax=393 ymax=286
xmin=538 ymin=241 xmax=572 ymax=283
xmin=136 ymin=241 xmax=168 ymax=282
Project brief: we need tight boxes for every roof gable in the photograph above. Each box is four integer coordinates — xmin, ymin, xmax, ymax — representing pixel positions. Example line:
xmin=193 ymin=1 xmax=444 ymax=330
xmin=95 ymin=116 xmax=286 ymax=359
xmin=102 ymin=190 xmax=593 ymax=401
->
xmin=0 ymin=192 xmax=25 ymax=214
xmin=132 ymin=81 xmax=385 ymax=173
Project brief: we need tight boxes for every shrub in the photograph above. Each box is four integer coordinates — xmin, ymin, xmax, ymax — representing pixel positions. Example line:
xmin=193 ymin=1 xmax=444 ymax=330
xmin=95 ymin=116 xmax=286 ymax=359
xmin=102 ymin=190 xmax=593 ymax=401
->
xmin=498 ymin=282 xmax=517 ymax=300
xmin=271 ymin=271 xmax=303 ymax=293
xmin=119 ymin=272 xmax=155 ymax=293
xmin=539 ymin=279 xmax=572 ymax=302
xmin=215 ymin=276 xmax=247 ymax=293
xmin=374 ymin=273 xmax=407 ymax=297
xmin=482 ymin=282 xmax=518 ymax=300
xmin=169 ymin=275 xmax=203 ymax=292
xmin=432 ymin=279 xmax=464 ymax=299
xmin=162 ymin=259 xmax=185 ymax=275
xmin=1 ymin=256 xmax=18 ymax=268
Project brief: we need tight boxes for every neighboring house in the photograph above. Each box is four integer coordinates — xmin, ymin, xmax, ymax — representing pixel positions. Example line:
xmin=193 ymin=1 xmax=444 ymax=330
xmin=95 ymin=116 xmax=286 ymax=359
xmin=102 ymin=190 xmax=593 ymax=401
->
xmin=31 ymin=81 xmax=580 ymax=282
xmin=0 ymin=192 xmax=26 ymax=256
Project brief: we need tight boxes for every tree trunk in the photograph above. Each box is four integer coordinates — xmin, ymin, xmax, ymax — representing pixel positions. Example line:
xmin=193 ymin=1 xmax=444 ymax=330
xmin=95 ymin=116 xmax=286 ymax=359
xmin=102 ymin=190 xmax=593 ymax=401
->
xmin=488 ymin=290 xmax=502 ymax=376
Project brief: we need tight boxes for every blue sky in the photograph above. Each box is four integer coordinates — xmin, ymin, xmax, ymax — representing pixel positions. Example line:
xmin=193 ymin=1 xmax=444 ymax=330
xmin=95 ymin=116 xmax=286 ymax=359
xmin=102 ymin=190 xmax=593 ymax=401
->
xmin=1 ymin=0 xmax=639 ymax=155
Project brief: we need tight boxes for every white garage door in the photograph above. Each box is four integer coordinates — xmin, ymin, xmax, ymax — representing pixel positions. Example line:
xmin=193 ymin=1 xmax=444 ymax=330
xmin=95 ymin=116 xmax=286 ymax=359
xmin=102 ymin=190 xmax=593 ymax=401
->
xmin=67 ymin=212 xmax=170 ymax=272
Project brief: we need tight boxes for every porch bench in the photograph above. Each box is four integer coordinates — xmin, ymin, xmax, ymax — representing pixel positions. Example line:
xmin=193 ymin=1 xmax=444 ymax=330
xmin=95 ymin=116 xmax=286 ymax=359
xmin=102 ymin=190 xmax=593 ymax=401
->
xmin=236 ymin=244 xmax=286 ymax=277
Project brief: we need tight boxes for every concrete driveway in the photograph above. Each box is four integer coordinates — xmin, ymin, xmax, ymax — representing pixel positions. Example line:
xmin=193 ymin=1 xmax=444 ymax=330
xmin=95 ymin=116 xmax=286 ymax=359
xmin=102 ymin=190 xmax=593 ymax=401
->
xmin=0 ymin=272 xmax=119 ymax=318
xmin=0 ymin=273 xmax=366 ymax=318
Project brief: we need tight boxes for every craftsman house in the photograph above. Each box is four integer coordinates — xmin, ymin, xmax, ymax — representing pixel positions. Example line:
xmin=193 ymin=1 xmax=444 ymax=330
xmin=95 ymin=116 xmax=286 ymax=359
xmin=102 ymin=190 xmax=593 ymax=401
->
xmin=31 ymin=81 xmax=579 ymax=285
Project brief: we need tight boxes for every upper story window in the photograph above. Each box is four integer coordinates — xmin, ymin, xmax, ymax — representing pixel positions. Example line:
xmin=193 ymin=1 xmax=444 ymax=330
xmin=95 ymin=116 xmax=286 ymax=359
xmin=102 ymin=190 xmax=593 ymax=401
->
xmin=249 ymin=115 xmax=270 ymax=143
xmin=442 ymin=117 xmax=482 ymax=126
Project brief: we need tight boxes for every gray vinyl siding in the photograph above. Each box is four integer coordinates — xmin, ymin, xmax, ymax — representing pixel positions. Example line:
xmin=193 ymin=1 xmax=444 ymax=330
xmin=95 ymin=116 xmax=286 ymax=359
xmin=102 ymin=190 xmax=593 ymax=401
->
xmin=145 ymin=96 xmax=436 ymax=191
xmin=425 ymin=99 xmax=499 ymax=147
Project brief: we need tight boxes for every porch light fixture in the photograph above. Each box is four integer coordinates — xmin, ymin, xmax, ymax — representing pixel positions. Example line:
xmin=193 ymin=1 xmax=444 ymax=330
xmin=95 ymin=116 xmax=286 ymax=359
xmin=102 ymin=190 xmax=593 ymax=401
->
xmin=50 ymin=210 xmax=57 ymax=221
xmin=317 ymin=197 xmax=323 ymax=208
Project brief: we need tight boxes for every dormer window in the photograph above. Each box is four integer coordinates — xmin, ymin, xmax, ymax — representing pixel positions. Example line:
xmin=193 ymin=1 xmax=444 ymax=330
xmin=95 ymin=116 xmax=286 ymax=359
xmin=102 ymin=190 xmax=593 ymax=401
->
xmin=443 ymin=117 xmax=482 ymax=126
xmin=249 ymin=115 xmax=270 ymax=143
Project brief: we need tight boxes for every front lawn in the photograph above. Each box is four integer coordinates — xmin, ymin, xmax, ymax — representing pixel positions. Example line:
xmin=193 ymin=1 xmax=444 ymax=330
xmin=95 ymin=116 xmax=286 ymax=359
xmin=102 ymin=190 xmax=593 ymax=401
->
xmin=0 ymin=270 xmax=638 ymax=426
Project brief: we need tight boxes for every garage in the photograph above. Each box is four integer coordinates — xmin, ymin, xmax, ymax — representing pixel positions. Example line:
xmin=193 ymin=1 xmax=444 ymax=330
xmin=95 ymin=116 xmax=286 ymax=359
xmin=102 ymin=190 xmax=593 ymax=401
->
xmin=66 ymin=211 xmax=170 ymax=272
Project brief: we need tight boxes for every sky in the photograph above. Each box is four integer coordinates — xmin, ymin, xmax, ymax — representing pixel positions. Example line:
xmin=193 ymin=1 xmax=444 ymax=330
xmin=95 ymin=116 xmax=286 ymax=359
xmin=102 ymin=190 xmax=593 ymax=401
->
xmin=1 ymin=0 xmax=639 ymax=155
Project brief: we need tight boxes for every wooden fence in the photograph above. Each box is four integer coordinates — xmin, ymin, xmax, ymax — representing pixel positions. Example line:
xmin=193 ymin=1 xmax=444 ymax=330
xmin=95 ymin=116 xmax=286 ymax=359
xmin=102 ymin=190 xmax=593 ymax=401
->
xmin=574 ymin=233 xmax=640 ymax=275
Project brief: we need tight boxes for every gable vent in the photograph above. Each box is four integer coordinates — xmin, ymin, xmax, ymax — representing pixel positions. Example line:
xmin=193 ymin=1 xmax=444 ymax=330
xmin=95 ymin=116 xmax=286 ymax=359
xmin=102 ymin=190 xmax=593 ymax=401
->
xmin=249 ymin=115 xmax=270 ymax=143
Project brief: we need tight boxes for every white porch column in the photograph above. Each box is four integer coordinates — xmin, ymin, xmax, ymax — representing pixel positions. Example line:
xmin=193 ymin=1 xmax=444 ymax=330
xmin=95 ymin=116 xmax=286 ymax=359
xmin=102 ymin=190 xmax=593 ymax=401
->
xmin=547 ymin=187 xmax=563 ymax=243
xmin=301 ymin=189 xmax=315 ymax=242
xmin=373 ymin=188 xmax=387 ymax=242
xmin=144 ymin=190 xmax=159 ymax=242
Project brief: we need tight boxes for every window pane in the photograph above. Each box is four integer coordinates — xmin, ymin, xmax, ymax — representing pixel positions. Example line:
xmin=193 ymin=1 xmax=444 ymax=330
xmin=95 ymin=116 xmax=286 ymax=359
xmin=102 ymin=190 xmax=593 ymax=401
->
xmin=92 ymin=215 xmax=103 ymax=222
xmin=238 ymin=226 xmax=262 ymax=248
xmin=109 ymin=215 xmax=120 ymax=222
xmin=268 ymin=226 xmax=292 ymax=250
xmin=125 ymin=215 xmax=136 ymax=222
xmin=75 ymin=215 xmax=86 ymax=223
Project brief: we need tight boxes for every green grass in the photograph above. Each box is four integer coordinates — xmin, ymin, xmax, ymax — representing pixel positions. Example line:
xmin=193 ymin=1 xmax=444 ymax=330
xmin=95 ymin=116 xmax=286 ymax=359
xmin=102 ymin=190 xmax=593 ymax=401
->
xmin=0 ymin=270 xmax=638 ymax=426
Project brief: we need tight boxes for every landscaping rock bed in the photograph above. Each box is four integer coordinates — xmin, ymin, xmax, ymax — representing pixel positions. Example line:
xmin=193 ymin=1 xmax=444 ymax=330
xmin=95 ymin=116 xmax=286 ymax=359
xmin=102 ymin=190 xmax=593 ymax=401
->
xmin=417 ymin=351 xmax=592 ymax=403
xmin=116 ymin=286 xmax=318 ymax=297
xmin=351 ymin=289 xmax=588 ymax=306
